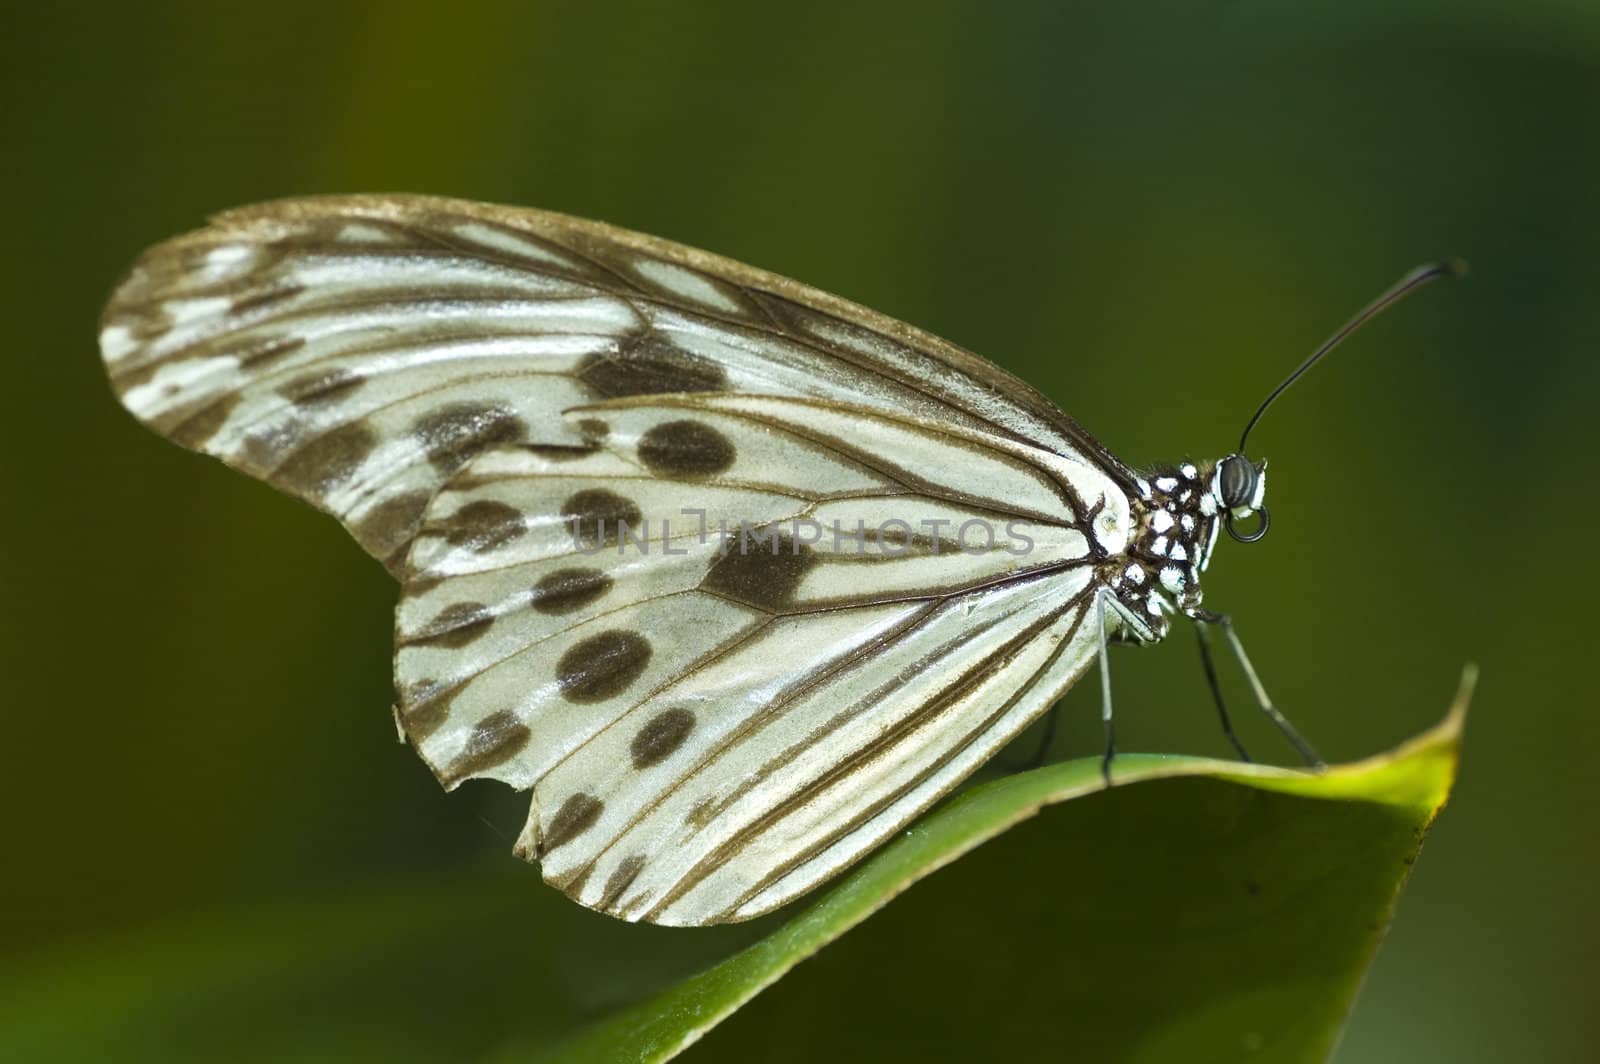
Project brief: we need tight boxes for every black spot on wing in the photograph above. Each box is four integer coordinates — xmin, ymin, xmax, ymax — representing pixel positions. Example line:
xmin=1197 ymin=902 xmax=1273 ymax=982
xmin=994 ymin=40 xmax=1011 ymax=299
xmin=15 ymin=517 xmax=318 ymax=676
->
xmin=407 ymin=602 xmax=495 ymax=649
xmin=521 ymin=443 xmax=599 ymax=463
xmin=277 ymin=368 xmax=366 ymax=407
xmin=556 ymin=630 xmax=652 ymax=703
xmin=236 ymin=334 xmax=307 ymax=370
xmin=440 ymin=710 xmax=531 ymax=787
xmin=412 ymin=403 xmax=528 ymax=475
xmin=630 ymin=707 xmax=696 ymax=768
xmin=160 ymin=393 xmax=242 ymax=449
xmin=397 ymin=678 xmax=458 ymax=743
xmin=637 ymin=420 xmax=736 ymax=477
xmin=600 ymin=854 xmax=647 ymax=909
xmin=540 ymin=793 xmax=605 ymax=855
xmin=355 ymin=489 xmax=435 ymax=573
xmin=577 ymin=333 xmax=727 ymax=397
xmin=701 ymin=532 xmax=818 ymax=612
xmin=445 ymin=499 xmax=527 ymax=553
xmin=531 ymin=568 xmax=613 ymax=615
xmin=561 ymin=489 xmax=642 ymax=549
xmin=230 ymin=283 xmax=305 ymax=316
xmin=273 ymin=421 xmax=379 ymax=495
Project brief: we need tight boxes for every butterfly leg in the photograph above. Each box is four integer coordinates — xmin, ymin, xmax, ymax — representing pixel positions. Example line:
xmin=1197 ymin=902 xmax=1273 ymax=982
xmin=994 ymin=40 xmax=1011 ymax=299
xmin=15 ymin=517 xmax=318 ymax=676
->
xmin=1191 ymin=610 xmax=1325 ymax=769
xmin=1097 ymin=592 xmax=1116 ymax=787
xmin=1009 ymin=594 xmax=1111 ymax=775
xmin=1020 ymin=703 xmax=1060 ymax=769
xmin=1015 ymin=592 xmax=1118 ymax=779
xmin=1194 ymin=623 xmax=1252 ymax=762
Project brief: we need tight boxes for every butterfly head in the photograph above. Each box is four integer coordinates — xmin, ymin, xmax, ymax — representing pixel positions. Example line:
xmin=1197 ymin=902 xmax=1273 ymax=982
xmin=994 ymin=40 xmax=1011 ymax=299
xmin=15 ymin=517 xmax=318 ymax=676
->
xmin=1213 ymin=453 xmax=1269 ymax=544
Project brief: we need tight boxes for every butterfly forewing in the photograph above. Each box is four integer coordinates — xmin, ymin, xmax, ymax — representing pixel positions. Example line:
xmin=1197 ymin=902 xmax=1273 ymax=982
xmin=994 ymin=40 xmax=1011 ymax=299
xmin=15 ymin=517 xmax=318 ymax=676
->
xmin=101 ymin=196 xmax=1134 ymax=571
xmin=100 ymin=195 xmax=1135 ymax=924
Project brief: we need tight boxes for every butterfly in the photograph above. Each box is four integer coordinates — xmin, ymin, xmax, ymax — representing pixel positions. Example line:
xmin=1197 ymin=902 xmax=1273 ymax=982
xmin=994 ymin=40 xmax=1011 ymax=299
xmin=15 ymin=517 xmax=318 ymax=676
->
xmin=99 ymin=196 xmax=1455 ymax=925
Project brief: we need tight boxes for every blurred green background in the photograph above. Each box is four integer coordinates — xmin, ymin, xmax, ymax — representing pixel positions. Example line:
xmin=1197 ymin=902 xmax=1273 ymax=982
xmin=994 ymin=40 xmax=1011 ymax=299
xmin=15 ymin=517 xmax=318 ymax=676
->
xmin=3 ymin=2 xmax=1595 ymax=1060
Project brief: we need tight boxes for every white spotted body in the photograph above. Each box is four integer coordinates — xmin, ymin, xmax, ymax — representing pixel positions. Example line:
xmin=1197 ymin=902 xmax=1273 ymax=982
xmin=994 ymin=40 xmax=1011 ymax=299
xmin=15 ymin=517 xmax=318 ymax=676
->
xmin=1100 ymin=460 xmax=1245 ymax=644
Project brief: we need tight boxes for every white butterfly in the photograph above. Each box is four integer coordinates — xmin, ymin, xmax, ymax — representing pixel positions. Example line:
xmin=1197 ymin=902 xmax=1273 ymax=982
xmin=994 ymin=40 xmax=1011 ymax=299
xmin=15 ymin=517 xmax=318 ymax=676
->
xmin=100 ymin=196 xmax=1449 ymax=925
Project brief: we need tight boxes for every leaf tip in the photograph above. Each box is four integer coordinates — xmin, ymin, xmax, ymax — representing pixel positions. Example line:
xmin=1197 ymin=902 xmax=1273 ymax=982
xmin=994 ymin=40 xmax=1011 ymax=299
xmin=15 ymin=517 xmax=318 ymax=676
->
xmin=1432 ymin=662 xmax=1476 ymax=744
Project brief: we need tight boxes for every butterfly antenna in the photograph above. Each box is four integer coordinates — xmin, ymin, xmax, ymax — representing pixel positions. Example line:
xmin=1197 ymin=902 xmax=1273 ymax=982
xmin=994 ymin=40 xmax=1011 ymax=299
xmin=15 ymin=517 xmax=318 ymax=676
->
xmin=1237 ymin=259 xmax=1467 ymax=454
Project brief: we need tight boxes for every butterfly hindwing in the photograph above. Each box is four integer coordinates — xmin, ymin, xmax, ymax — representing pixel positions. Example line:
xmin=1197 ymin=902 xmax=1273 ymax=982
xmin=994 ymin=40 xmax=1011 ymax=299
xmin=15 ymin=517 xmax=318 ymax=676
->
xmin=542 ymin=572 xmax=1099 ymax=925
xmin=396 ymin=396 xmax=1111 ymax=923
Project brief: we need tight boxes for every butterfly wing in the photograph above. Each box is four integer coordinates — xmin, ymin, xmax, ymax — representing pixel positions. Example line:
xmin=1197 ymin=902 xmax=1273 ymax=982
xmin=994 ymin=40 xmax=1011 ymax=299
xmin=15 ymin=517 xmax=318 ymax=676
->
xmin=100 ymin=196 xmax=1135 ymax=924
xmin=100 ymin=194 xmax=1135 ymax=573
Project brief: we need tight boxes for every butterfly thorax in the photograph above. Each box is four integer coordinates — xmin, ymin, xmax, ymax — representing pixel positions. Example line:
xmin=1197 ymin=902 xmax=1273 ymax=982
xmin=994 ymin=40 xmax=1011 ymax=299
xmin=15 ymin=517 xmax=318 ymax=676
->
xmin=1102 ymin=461 xmax=1229 ymax=643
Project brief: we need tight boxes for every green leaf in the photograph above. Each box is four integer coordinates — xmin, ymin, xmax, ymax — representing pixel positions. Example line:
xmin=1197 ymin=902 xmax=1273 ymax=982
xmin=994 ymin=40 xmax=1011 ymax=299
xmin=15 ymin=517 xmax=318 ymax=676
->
xmin=521 ymin=667 xmax=1472 ymax=1064
xmin=0 ymin=673 xmax=1469 ymax=1064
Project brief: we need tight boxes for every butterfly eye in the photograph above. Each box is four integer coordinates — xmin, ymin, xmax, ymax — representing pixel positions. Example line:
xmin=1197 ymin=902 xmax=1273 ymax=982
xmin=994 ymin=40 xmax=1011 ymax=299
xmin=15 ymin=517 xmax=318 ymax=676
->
xmin=1217 ymin=455 xmax=1270 ymax=544
xmin=1217 ymin=454 xmax=1259 ymax=510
